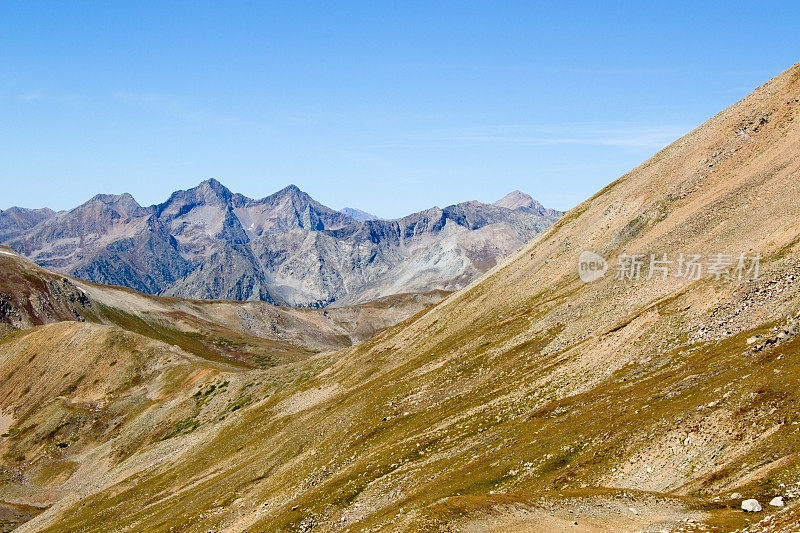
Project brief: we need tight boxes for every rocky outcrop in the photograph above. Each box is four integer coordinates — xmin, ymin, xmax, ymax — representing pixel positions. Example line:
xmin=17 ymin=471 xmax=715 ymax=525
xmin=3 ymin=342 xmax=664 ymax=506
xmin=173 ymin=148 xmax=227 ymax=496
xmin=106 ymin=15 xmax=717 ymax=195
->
xmin=0 ymin=249 xmax=94 ymax=331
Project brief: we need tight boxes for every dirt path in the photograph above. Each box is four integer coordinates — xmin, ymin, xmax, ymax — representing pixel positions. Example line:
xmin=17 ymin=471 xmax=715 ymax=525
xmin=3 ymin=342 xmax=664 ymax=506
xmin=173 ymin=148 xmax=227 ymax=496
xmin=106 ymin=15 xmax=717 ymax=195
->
xmin=453 ymin=495 xmax=708 ymax=533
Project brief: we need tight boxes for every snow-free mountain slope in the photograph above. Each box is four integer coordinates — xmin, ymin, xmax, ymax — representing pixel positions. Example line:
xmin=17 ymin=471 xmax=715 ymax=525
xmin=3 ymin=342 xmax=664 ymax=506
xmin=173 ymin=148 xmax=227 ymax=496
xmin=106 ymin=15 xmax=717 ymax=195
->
xmin=0 ymin=207 xmax=56 ymax=241
xmin=1 ymin=182 xmax=559 ymax=307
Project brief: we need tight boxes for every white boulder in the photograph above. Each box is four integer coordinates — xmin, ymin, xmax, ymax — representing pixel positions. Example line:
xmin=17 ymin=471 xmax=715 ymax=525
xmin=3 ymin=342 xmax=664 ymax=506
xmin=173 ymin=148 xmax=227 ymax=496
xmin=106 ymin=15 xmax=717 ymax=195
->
xmin=741 ymin=499 xmax=762 ymax=512
xmin=769 ymin=496 xmax=785 ymax=507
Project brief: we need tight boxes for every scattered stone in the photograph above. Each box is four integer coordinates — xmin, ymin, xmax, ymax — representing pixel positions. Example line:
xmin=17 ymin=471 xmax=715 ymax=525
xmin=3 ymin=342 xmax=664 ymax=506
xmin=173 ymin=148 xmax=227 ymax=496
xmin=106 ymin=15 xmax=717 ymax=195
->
xmin=730 ymin=492 xmax=743 ymax=500
xmin=742 ymin=499 xmax=762 ymax=512
xmin=299 ymin=516 xmax=315 ymax=532
xmin=769 ymin=496 xmax=785 ymax=507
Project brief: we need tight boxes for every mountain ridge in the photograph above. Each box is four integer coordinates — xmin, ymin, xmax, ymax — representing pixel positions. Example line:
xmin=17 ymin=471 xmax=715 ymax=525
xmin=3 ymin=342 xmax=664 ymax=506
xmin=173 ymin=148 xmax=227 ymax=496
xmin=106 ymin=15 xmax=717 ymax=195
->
xmin=1 ymin=182 xmax=560 ymax=307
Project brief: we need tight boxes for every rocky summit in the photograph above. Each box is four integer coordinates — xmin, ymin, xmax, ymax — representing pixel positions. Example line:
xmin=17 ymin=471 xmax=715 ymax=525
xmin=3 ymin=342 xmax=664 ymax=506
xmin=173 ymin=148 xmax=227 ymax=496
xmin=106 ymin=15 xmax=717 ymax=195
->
xmin=339 ymin=207 xmax=380 ymax=222
xmin=0 ymin=183 xmax=559 ymax=307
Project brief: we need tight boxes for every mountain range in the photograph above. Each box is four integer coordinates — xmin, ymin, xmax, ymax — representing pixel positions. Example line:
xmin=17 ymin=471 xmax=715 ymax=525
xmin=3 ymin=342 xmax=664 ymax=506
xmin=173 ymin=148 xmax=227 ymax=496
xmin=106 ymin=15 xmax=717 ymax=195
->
xmin=0 ymin=183 xmax=560 ymax=307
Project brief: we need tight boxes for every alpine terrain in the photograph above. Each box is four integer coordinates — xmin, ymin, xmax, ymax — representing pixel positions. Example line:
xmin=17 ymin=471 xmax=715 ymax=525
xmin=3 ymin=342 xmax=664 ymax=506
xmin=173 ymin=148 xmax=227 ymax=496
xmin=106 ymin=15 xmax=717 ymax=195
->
xmin=3 ymin=62 xmax=800 ymax=533
xmin=0 ymin=186 xmax=560 ymax=308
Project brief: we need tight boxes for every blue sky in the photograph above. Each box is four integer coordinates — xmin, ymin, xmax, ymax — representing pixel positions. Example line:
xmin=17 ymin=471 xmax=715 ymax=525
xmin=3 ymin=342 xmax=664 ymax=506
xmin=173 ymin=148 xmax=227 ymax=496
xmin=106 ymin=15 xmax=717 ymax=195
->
xmin=1 ymin=2 xmax=798 ymax=218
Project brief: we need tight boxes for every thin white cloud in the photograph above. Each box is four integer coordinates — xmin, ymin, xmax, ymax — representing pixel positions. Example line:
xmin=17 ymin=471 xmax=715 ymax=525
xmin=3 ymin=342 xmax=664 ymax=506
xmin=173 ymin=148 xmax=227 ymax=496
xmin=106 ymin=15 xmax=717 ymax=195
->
xmin=17 ymin=90 xmax=45 ymax=102
xmin=112 ymin=91 xmax=270 ymax=130
xmin=4 ymin=90 xmax=84 ymax=105
xmin=113 ymin=91 xmax=207 ymax=124
xmin=384 ymin=124 xmax=691 ymax=150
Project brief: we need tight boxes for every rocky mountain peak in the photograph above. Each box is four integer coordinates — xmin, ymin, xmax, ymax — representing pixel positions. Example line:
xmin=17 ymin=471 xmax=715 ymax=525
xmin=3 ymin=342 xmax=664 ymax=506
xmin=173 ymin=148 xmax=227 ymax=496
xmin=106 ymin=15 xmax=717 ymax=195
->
xmin=493 ymin=190 xmax=558 ymax=218
xmin=2 ymin=206 xmax=56 ymax=217
xmin=155 ymin=178 xmax=234 ymax=219
xmin=277 ymin=183 xmax=302 ymax=195
xmin=76 ymin=193 xmax=145 ymax=220
xmin=195 ymin=178 xmax=234 ymax=202
xmin=270 ymin=184 xmax=316 ymax=208
xmin=493 ymin=190 xmax=538 ymax=210
xmin=340 ymin=207 xmax=379 ymax=222
xmin=0 ymin=207 xmax=57 ymax=241
xmin=250 ymin=184 xmax=355 ymax=232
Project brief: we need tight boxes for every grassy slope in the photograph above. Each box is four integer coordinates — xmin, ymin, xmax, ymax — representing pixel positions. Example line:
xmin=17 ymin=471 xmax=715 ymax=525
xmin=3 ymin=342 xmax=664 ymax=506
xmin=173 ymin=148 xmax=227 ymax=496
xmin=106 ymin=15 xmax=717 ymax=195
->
xmin=0 ymin=250 xmax=447 ymax=531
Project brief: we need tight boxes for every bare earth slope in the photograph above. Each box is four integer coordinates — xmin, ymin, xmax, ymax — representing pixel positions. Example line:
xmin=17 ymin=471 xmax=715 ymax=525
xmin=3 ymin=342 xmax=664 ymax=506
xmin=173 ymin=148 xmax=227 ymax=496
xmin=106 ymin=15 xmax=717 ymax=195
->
xmin=5 ymin=63 xmax=800 ymax=532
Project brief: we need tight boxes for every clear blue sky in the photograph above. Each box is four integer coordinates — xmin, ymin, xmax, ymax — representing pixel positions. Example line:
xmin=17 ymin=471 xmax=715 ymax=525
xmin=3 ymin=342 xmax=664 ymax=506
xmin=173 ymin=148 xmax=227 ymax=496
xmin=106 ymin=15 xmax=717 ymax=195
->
xmin=1 ymin=2 xmax=798 ymax=218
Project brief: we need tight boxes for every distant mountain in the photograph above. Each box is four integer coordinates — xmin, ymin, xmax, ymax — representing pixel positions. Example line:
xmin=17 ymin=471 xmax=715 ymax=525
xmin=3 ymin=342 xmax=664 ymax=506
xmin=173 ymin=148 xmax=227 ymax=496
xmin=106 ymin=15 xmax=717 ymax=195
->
xmin=493 ymin=190 xmax=562 ymax=218
xmin=1 ymin=180 xmax=560 ymax=307
xmin=0 ymin=206 xmax=56 ymax=241
xmin=340 ymin=207 xmax=379 ymax=221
